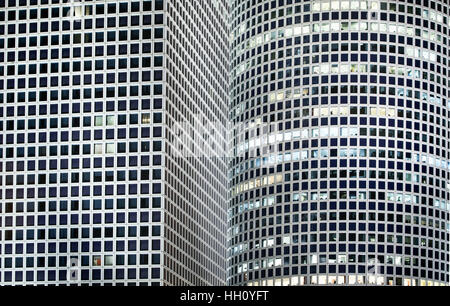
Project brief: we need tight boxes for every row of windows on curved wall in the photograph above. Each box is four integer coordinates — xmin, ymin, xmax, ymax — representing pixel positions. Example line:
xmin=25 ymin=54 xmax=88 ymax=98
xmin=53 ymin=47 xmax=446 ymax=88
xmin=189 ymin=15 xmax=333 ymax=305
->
xmin=228 ymin=236 xmax=448 ymax=266
xmin=230 ymin=157 xmax=450 ymax=189
xmin=229 ymin=254 xmax=449 ymax=284
xmin=231 ymin=123 xmax=449 ymax=153
xmin=227 ymin=196 xmax=450 ymax=230
xmin=231 ymin=59 xmax=448 ymax=108
xmin=230 ymin=120 xmax=448 ymax=152
xmin=229 ymin=149 xmax=450 ymax=190
xmin=231 ymin=0 xmax=450 ymax=43
xmin=229 ymin=226 xmax=448 ymax=247
xmin=230 ymin=121 xmax=450 ymax=157
xmin=229 ymin=209 xmax=448 ymax=281
xmin=233 ymin=109 xmax=447 ymax=142
xmin=228 ymin=200 xmax=448 ymax=230
xmin=229 ymin=187 xmax=450 ymax=212
xmin=232 ymin=22 xmax=448 ymax=64
xmin=243 ymin=275 xmax=446 ymax=286
xmin=231 ymin=138 xmax=450 ymax=171
xmin=232 ymin=73 xmax=446 ymax=106
xmin=232 ymin=82 xmax=448 ymax=123
xmin=231 ymin=119 xmax=447 ymax=148
xmin=236 ymin=105 xmax=447 ymax=122
xmin=229 ymin=199 xmax=449 ymax=225
xmin=231 ymin=12 xmax=450 ymax=59
xmin=232 ymin=34 xmax=447 ymax=84
xmin=230 ymin=168 xmax=450 ymax=200
xmin=231 ymin=155 xmax=449 ymax=178
xmin=232 ymin=104 xmax=449 ymax=136
xmin=229 ymin=247 xmax=448 ymax=272
xmin=228 ymin=193 xmax=450 ymax=218
xmin=229 ymin=251 xmax=449 ymax=275
xmin=228 ymin=213 xmax=449 ymax=261
xmin=229 ymin=236 xmax=448 ymax=279
xmin=232 ymin=76 xmax=447 ymax=113
xmin=232 ymin=49 xmax=446 ymax=106
xmin=231 ymin=250 xmax=448 ymax=271
xmin=234 ymin=37 xmax=446 ymax=67
xmin=231 ymin=14 xmax=448 ymax=53
xmin=232 ymin=58 xmax=447 ymax=106
xmin=233 ymin=48 xmax=445 ymax=88
xmin=232 ymin=256 xmax=448 ymax=271
xmin=232 ymin=0 xmax=450 ymax=23
xmin=231 ymin=94 xmax=449 ymax=129
xmin=233 ymin=53 xmax=446 ymax=93
xmin=231 ymin=171 xmax=449 ymax=198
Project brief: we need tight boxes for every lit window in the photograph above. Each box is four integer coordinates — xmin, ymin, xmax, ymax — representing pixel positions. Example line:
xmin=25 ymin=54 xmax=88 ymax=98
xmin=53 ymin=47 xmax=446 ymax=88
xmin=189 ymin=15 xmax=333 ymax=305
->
xmin=106 ymin=143 xmax=114 ymax=153
xmin=142 ymin=113 xmax=151 ymax=124
xmin=104 ymin=255 xmax=113 ymax=266
xmin=94 ymin=144 xmax=103 ymax=154
xmin=106 ymin=115 xmax=115 ymax=126
xmin=94 ymin=116 xmax=103 ymax=126
xmin=92 ymin=255 xmax=101 ymax=266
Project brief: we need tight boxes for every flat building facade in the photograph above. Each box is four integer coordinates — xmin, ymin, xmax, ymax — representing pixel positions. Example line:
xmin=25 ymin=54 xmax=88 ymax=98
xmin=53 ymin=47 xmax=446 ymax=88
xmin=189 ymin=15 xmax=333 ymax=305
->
xmin=0 ymin=0 xmax=229 ymax=285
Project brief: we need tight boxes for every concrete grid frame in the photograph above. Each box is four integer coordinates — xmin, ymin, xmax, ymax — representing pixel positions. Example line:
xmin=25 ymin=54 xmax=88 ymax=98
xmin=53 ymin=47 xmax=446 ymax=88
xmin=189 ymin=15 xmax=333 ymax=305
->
xmin=0 ymin=0 xmax=229 ymax=286
xmin=228 ymin=0 xmax=450 ymax=286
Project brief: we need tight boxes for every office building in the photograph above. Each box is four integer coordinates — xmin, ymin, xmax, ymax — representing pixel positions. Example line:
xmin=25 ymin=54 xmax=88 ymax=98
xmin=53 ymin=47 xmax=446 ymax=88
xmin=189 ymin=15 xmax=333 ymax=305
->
xmin=228 ymin=0 xmax=450 ymax=286
xmin=0 ymin=0 xmax=229 ymax=285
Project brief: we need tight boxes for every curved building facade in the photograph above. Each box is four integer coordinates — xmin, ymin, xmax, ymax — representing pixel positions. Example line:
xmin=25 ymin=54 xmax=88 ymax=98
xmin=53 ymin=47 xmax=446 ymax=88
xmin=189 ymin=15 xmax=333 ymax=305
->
xmin=228 ymin=0 xmax=450 ymax=286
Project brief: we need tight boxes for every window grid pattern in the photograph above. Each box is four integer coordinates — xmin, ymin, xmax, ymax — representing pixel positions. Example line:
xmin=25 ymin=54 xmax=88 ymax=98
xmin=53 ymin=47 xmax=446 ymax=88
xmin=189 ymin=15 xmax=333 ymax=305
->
xmin=0 ymin=0 xmax=165 ymax=286
xmin=228 ymin=0 xmax=450 ymax=286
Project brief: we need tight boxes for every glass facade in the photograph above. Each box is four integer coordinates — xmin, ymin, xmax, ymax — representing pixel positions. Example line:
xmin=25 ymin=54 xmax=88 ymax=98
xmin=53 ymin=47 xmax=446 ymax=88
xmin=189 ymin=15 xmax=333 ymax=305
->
xmin=228 ymin=0 xmax=450 ymax=286
xmin=2 ymin=0 xmax=450 ymax=288
xmin=0 ymin=0 xmax=228 ymax=285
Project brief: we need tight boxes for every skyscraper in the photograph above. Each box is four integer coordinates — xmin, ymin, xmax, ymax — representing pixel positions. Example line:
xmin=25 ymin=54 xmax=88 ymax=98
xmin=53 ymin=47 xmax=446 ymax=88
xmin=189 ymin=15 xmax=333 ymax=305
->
xmin=0 ymin=0 xmax=229 ymax=285
xmin=228 ymin=0 xmax=450 ymax=286
xmin=2 ymin=0 xmax=450 ymax=288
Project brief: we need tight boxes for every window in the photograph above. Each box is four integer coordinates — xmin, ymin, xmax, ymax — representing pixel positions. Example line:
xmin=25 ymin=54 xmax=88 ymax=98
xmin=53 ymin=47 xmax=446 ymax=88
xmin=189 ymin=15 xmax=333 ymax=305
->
xmin=106 ymin=143 xmax=114 ymax=154
xmin=94 ymin=116 xmax=103 ymax=126
xmin=94 ymin=144 xmax=103 ymax=154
